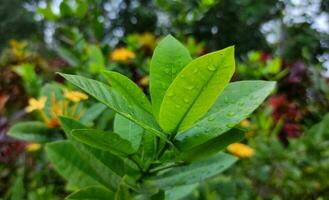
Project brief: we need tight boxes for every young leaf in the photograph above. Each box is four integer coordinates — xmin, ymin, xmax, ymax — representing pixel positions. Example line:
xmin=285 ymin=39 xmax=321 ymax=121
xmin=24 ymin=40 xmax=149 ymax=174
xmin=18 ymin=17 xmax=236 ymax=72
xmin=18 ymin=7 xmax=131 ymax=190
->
xmin=175 ymin=81 xmax=276 ymax=150
xmin=114 ymin=114 xmax=143 ymax=151
xmin=59 ymin=73 xmax=168 ymax=142
xmin=159 ymin=46 xmax=235 ymax=133
xmin=46 ymin=141 xmax=120 ymax=189
xmin=103 ymin=70 xmax=152 ymax=112
xmin=8 ymin=121 xmax=62 ymax=142
xmin=71 ymin=129 xmax=137 ymax=156
xmin=66 ymin=186 xmax=114 ymax=200
xmin=144 ymin=152 xmax=237 ymax=189
xmin=150 ymin=35 xmax=192 ymax=120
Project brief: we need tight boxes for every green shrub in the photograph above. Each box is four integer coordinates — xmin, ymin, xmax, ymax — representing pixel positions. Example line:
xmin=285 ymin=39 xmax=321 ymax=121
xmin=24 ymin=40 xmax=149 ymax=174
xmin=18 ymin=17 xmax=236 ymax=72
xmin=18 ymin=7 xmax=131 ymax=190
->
xmin=43 ymin=35 xmax=275 ymax=199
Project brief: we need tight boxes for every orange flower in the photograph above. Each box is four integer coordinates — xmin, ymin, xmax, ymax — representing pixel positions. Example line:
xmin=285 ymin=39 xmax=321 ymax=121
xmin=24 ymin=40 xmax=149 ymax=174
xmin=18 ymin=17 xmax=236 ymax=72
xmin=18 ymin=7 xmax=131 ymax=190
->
xmin=227 ymin=143 xmax=255 ymax=158
xmin=47 ymin=118 xmax=61 ymax=128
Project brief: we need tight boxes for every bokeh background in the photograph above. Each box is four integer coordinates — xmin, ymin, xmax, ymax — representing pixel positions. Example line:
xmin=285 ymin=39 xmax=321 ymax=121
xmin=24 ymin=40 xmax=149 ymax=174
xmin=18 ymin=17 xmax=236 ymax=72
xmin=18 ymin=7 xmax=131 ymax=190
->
xmin=1 ymin=0 xmax=329 ymax=199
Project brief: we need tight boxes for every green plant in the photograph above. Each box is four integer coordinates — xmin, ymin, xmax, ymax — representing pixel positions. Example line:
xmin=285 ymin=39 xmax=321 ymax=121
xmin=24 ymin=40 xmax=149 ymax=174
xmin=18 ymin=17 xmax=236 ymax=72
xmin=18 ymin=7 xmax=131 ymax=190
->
xmin=45 ymin=35 xmax=275 ymax=199
xmin=208 ymin=112 xmax=329 ymax=200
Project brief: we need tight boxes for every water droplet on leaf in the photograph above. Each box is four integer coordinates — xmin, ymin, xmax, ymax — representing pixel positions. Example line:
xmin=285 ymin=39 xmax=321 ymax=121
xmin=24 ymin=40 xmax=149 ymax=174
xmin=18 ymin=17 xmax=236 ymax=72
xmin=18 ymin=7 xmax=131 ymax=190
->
xmin=207 ymin=65 xmax=216 ymax=71
xmin=208 ymin=115 xmax=216 ymax=121
xmin=227 ymin=112 xmax=235 ymax=117
xmin=185 ymin=85 xmax=194 ymax=90
xmin=166 ymin=91 xmax=175 ymax=97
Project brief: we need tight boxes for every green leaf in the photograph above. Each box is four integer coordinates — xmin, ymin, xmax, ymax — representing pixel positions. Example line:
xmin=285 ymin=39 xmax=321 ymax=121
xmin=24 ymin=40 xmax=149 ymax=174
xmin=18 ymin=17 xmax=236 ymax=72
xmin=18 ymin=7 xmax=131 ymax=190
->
xmin=66 ymin=186 xmax=114 ymax=200
xmin=178 ymin=129 xmax=245 ymax=161
xmin=59 ymin=117 xmax=140 ymax=178
xmin=8 ymin=121 xmax=62 ymax=142
xmin=13 ymin=63 xmax=40 ymax=96
xmin=175 ymin=80 xmax=276 ymax=150
xmin=9 ymin=168 xmax=24 ymax=200
xmin=159 ymin=46 xmax=235 ymax=133
xmin=150 ymin=35 xmax=192 ymax=120
xmin=87 ymin=45 xmax=105 ymax=74
xmin=37 ymin=6 xmax=58 ymax=20
xmin=71 ymin=129 xmax=136 ymax=156
xmin=80 ymin=103 xmax=107 ymax=124
xmin=135 ymin=130 xmax=157 ymax=169
xmin=59 ymin=73 xmax=168 ymax=142
xmin=165 ymin=183 xmax=199 ymax=200
xmin=114 ymin=114 xmax=143 ymax=152
xmin=115 ymin=177 xmax=132 ymax=200
xmin=75 ymin=0 xmax=88 ymax=18
xmin=103 ymin=71 xmax=152 ymax=112
xmin=55 ymin=47 xmax=79 ymax=66
xmin=46 ymin=141 xmax=120 ymax=189
xmin=144 ymin=152 xmax=237 ymax=189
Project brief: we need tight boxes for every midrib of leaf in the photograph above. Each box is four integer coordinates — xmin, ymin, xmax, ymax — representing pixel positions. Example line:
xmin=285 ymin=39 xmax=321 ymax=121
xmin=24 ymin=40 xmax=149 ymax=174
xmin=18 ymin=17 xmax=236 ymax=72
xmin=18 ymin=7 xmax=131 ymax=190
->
xmin=173 ymin=65 xmax=226 ymax=134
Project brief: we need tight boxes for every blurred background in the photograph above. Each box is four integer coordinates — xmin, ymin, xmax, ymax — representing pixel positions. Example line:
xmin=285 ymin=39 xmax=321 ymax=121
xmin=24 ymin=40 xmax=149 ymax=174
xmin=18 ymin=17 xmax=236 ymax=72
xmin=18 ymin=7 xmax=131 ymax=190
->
xmin=0 ymin=0 xmax=329 ymax=199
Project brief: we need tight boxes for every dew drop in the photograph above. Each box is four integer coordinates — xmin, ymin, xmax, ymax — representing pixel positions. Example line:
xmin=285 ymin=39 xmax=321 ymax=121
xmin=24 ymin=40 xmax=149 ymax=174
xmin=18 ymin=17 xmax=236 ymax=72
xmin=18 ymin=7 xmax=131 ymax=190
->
xmin=175 ymin=104 xmax=181 ymax=108
xmin=208 ymin=115 xmax=216 ymax=121
xmin=207 ymin=65 xmax=216 ymax=71
xmin=184 ymin=98 xmax=190 ymax=103
xmin=227 ymin=112 xmax=235 ymax=117
xmin=185 ymin=85 xmax=194 ymax=90
xmin=166 ymin=91 xmax=175 ymax=97
xmin=164 ymin=68 xmax=171 ymax=74
xmin=226 ymin=123 xmax=235 ymax=128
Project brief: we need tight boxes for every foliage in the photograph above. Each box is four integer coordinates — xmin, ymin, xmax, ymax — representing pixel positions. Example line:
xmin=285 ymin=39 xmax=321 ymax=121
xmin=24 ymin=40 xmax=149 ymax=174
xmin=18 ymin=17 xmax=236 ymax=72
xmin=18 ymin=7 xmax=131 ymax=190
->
xmin=45 ymin=35 xmax=275 ymax=198
xmin=208 ymin=113 xmax=329 ymax=199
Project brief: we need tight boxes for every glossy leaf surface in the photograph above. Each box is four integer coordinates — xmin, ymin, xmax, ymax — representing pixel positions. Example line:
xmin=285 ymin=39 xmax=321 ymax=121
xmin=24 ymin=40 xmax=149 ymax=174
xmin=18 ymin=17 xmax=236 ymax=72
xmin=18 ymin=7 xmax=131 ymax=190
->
xmin=159 ymin=46 xmax=235 ymax=133
xmin=150 ymin=35 xmax=192 ymax=120
xmin=175 ymin=81 xmax=276 ymax=150
xmin=46 ymin=141 xmax=121 ymax=189
xmin=144 ymin=152 xmax=237 ymax=189
xmin=114 ymin=114 xmax=143 ymax=151
xmin=103 ymin=71 xmax=152 ymax=112
xmin=71 ymin=129 xmax=136 ymax=156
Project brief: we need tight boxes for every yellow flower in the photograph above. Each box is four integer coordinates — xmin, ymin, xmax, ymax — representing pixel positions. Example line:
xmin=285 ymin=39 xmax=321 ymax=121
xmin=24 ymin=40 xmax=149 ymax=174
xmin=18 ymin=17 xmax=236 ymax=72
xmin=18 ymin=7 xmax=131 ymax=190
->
xmin=25 ymin=97 xmax=47 ymax=113
xmin=26 ymin=143 xmax=41 ymax=152
xmin=64 ymin=90 xmax=88 ymax=103
xmin=240 ymin=119 xmax=251 ymax=128
xmin=138 ymin=33 xmax=156 ymax=49
xmin=139 ymin=75 xmax=149 ymax=87
xmin=110 ymin=48 xmax=135 ymax=63
xmin=227 ymin=143 xmax=255 ymax=158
